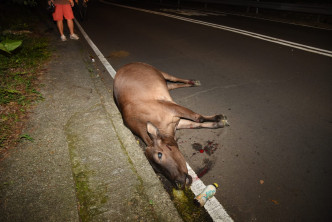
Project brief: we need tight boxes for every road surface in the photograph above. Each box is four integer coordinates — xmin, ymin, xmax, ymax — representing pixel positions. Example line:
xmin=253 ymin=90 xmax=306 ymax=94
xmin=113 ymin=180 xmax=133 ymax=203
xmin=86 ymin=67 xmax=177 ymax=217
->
xmin=78 ymin=1 xmax=332 ymax=221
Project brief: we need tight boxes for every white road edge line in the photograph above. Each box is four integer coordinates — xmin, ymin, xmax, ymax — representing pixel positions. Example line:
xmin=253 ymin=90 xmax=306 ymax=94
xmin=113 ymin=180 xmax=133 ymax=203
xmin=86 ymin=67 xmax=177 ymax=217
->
xmin=101 ymin=0 xmax=332 ymax=58
xmin=187 ymin=163 xmax=234 ymax=222
xmin=75 ymin=16 xmax=234 ymax=222
xmin=74 ymin=19 xmax=116 ymax=78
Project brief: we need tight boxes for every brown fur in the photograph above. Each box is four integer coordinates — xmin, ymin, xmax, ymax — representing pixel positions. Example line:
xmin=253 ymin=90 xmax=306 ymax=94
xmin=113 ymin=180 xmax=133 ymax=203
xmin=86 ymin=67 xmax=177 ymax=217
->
xmin=114 ymin=62 xmax=229 ymax=188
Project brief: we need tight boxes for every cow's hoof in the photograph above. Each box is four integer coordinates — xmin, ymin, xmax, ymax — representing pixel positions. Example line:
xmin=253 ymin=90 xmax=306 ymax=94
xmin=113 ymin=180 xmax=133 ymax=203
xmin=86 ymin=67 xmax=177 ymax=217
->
xmin=222 ymin=119 xmax=230 ymax=127
xmin=217 ymin=115 xmax=230 ymax=127
xmin=189 ymin=80 xmax=201 ymax=86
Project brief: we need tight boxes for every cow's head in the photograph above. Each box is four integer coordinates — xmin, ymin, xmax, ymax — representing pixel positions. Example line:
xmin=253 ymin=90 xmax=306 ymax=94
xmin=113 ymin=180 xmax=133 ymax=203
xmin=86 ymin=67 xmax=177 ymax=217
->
xmin=145 ymin=122 xmax=192 ymax=189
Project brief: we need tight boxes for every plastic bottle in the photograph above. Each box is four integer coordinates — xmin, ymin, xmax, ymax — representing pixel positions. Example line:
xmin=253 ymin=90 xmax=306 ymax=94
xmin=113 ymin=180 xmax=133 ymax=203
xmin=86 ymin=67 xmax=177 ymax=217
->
xmin=194 ymin=183 xmax=218 ymax=207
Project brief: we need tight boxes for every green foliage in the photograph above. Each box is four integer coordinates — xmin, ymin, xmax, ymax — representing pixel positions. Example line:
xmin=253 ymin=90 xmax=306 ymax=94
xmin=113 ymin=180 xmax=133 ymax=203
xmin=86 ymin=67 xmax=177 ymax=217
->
xmin=0 ymin=32 xmax=50 ymax=149
xmin=0 ymin=39 xmax=23 ymax=54
xmin=0 ymin=3 xmax=51 ymax=151
xmin=0 ymin=33 xmax=50 ymax=103
xmin=20 ymin=134 xmax=34 ymax=142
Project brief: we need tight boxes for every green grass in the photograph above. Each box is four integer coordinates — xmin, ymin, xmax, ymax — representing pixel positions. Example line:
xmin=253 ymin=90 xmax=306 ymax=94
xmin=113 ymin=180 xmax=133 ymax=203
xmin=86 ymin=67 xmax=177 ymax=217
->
xmin=0 ymin=3 xmax=51 ymax=154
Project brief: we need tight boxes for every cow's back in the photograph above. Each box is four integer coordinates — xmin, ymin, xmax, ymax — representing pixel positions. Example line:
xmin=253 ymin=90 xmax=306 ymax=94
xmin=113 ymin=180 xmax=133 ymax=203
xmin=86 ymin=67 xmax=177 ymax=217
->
xmin=114 ymin=63 xmax=172 ymax=110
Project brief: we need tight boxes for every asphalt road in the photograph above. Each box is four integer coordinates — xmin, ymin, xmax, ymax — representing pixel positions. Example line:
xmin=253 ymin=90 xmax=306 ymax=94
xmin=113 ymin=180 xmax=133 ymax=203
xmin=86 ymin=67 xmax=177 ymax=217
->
xmin=78 ymin=1 xmax=332 ymax=221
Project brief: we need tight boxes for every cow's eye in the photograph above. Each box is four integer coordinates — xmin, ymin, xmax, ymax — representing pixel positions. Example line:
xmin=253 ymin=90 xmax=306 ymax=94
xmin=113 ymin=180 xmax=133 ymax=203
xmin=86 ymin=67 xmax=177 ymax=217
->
xmin=158 ymin=152 xmax=162 ymax=160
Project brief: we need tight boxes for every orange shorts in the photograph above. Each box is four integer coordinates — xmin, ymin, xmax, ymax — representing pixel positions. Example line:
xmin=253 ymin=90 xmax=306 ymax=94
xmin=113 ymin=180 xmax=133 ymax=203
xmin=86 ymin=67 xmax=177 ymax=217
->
xmin=53 ymin=4 xmax=74 ymax=21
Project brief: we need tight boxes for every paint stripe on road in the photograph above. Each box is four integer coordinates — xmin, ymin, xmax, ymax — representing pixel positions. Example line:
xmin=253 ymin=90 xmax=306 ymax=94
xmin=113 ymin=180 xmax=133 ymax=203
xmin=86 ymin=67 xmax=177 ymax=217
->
xmin=101 ymin=0 xmax=332 ymax=58
xmin=187 ymin=163 xmax=234 ymax=222
xmin=75 ymin=17 xmax=234 ymax=222
xmin=74 ymin=19 xmax=116 ymax=78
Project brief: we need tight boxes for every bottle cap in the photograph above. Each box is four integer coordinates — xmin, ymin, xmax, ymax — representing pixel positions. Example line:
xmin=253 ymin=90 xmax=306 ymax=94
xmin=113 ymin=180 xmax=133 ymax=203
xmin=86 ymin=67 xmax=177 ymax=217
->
xmin=213 ymin=183 xmax=219 ymax=188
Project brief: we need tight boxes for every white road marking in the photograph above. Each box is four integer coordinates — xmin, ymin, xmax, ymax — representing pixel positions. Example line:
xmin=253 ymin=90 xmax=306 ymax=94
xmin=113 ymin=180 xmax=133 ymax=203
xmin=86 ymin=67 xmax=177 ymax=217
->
xmin=187 ymin=163 xmax=234 ymax=222
xmin=101 ymin=0 xmax=332 ymax=58
xmin=160 ymin=8 xmax=225 ymax=17
xmin=225 ymin=12 xmax=332 ymax=31
xmin=74 ymin=19 xmax=116 ymax=78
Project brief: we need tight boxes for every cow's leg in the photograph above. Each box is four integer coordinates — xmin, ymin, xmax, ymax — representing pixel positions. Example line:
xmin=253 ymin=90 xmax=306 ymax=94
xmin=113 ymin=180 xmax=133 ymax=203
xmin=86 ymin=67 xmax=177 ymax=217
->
xmin=177 ymin=118 xmax=229 ymax=130
xmin=162 ymin=101 xmax=229 ymax=126
xmin=167 ymin=82 xmax=198 ymax=90
xmin=161 ymin=71 xmax=201 ymax=90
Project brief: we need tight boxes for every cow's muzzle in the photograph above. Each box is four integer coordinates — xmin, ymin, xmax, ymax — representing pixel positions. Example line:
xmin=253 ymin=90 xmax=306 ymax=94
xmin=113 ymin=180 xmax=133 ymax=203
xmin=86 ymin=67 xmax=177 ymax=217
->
xmin=175 ymin=174 xmax=193 ymax=190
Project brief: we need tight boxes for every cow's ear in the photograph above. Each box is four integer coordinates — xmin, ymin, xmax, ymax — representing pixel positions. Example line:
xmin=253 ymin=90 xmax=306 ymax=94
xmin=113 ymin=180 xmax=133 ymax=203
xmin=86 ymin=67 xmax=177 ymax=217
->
xmin=147 ymin=122 xmax=161 ymax=142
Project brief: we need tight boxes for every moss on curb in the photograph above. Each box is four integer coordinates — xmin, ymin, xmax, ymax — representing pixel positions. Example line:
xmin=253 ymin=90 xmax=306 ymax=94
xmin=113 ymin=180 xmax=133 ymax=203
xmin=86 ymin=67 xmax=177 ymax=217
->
xmin=172 ymin=187 xmax=213 ymax=222
xmin=65 ymin=125 xmax=108 ymax=222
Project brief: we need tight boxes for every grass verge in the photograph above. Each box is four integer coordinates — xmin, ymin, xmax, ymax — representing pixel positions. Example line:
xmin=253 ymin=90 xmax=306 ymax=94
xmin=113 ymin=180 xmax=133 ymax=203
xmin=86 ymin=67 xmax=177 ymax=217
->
xmin=0 ymin=3 xmax=51 ymax=158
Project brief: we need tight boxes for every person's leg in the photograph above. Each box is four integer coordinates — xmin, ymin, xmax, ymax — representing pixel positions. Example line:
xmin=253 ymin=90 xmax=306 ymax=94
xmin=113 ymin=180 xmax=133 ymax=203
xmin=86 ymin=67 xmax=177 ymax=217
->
xmin=57 ymin=20 xmax=67 ymax=41
xmin=63 ymin=4 xmax=79 ymax=39
xmin=53 ymin=5 xmax=66 ymax=40
xmin=67 ymin=19 xmax=79 ymax=39
xmin=63 ymin=4 xmax=75 ymax=35
xmin=57 ymin=20 xmax=64 ymax=36
xmin=67 ymin=19 xmax=74 ymax=35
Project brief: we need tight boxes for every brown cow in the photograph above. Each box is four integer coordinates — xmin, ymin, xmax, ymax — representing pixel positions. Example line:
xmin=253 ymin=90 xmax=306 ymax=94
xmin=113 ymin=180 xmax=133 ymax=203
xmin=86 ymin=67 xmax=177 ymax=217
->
xmin=113 ymin=62 xmax=229 ymax=189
